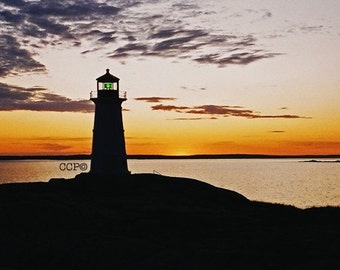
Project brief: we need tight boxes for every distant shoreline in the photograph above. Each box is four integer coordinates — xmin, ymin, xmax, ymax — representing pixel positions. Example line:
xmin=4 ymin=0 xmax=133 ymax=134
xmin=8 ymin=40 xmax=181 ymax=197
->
xmin=1 ymin=154 xmax=340 ymax=160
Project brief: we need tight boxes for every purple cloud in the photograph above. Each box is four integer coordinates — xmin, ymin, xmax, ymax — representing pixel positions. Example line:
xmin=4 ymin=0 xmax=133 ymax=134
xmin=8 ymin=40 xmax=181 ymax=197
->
xmin=0 ymin=82 xmax=93 ymax=112
xmin=150 ymin=103 xmax=309 ymax=120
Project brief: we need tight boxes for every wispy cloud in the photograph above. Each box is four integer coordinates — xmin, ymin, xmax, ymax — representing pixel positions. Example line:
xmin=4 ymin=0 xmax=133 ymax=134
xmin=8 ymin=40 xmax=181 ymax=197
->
xmin=0 ymin=82 xmax=93 ymax=112
xmin=134 ymin=97 xmax=177 ymax=103
xmin=194 ymin=52 xmax=281 ymax=67
xmin=150 ymin=103 xmax=309 ymax=120
xmin=287 ymin=140 xmax=340 ymax=152
xmin=287 ymin=24 xmax=325 ymax=35
xmin=35 ymin=143 xmax=72 ymax=151
xmin=28 ymin=136 xmax=91 ymax=142
xmin=135 ymin=96 xmax=309 ymax=120
xmin=151 ymin=104 xmax=190 ymax=112
xmin=170 ymin=117 xmax=217 ymax=121
xmin=32 ymin=137 xmax=92 ymax=152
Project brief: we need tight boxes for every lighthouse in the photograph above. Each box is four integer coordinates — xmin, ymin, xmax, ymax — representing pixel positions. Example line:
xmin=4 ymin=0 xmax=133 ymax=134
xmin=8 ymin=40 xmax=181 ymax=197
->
xmin=90 ymin=69 xmax=130 ymax=175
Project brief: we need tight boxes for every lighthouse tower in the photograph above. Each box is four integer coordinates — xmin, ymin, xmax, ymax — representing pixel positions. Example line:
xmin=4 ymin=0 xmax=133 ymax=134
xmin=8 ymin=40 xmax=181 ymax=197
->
xmin=90 ymin=69 xmax=129 ymax=175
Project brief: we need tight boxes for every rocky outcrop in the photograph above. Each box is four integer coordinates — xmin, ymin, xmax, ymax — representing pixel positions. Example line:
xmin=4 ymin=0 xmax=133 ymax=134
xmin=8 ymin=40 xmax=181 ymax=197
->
xmin=0 ymin=173 xmax=339 ymax=269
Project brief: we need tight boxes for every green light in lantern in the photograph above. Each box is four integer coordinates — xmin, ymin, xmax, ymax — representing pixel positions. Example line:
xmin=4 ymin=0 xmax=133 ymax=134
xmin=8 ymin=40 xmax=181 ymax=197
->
xmin=104 ymin=83 xmax=112 ymax=89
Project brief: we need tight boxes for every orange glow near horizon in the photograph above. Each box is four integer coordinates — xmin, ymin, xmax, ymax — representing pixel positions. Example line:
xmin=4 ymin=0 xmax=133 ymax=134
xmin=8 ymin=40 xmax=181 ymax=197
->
xmin=1 ymin=110 xmax=340 ymax=156
xmin=1 ymin=135 xmax=340 ymax=156
xmin=0 ymin=111 xmax=92 ymax=155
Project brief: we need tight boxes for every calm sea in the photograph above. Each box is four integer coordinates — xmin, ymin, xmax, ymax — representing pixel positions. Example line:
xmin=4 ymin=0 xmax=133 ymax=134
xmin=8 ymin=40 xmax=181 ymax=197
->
xmin=0 ymin=159 xmax=339 ymax=209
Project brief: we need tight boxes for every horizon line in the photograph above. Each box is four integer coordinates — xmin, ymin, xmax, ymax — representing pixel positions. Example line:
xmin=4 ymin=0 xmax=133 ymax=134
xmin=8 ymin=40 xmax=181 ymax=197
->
xmin=1 ymin=154 xmax=340 ymax=160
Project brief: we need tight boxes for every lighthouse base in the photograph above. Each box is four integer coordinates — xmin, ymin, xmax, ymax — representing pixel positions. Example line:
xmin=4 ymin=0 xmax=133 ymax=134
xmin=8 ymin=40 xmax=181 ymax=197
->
xmin=90 ymin=155 xmax=130 ymax=176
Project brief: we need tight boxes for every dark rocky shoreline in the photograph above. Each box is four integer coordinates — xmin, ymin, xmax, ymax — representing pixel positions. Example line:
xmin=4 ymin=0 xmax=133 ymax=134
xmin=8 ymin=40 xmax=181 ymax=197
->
xmin=0 ymin=173 xmax=339 ymax=269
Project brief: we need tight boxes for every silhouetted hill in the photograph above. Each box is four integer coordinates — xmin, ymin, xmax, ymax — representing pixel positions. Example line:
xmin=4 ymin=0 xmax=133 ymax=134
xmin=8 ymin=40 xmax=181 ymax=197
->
xmin=0 ymin=173 xmax=339 ymax=269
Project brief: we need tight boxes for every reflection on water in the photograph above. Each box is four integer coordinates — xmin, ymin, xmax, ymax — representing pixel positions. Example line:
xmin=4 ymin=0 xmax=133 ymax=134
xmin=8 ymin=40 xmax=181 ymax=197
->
xmin=0 ymin=160 xmax=90 ymax=183
xmin=129 ymin=159 xmax=340 ymax=209
xmin=0 ymin=159 xmax=339 ymax=209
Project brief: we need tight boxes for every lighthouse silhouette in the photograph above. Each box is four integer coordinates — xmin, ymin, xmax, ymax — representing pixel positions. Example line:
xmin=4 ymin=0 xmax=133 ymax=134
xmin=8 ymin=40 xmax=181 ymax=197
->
xmin=90 ymin=69 xmax=130 ymax=175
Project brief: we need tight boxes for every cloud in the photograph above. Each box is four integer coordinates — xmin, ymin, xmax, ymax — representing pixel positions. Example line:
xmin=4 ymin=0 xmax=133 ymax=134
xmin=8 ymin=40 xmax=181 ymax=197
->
xmin=151 ymin=104 xmax=190 ymax=112
xmin=35 ymin=143 xmax=72 ymax=151
xmin=287 ymin=24 xmax=325 ymax=35
xmin=171 ymin=3 xmax=199 ymax=11
xmin=151 ymin=29 xmax=208 ymax=52
xmin=81 ymin=48 xmax=101 ymax=54
xmin=29 ymin=16 xmax=73 ymax=38
xmin=113 ymin=43 xmax=149 ymax=54
xmin=22 ymin=1 xmax=120 ymax=21
xmin=0 ymin=0 xmax=282 ymax=77
xmin=134 ymin=97 xmax=177 ymax=103
xmin=170 ymin=117 xmax=217 ymax=121
xmin=109 ymin=27 xmax=279 ymax=66
xmin=299 ymin=25 xmax=324 ymax=33
xmin=269 ymin=130 xmax=286 ymax=133
xmin=185 ymin=105 xmax=253 ymax=116
xmin=109 ymin=29 xmax=211 ymax=59
xmin=288 ymin=140 xmax=340 ymax=151
xmin=194 ymin=52 xmax=281 ymax=67
xmin=180 ymin=86 xmax=206 ymax=92
xmin=150 ymin=103 xmax=309 ymax=120
xmin=0 ymin=0 xmax=120 ymax=76
xmin=0 ymin=82 xmax=93 ymax=112
xmin=248 ymin=114 xmax=304 ymax=119
xmin=31 ymin=136 xmax=92 ymax=151
xmin=29 ymin=136 xmax=91 ymax=142
xmin=0 ymin=8 xmax=25 ymax=23
xmin=0 ymin=35 xmax=46 ymax=77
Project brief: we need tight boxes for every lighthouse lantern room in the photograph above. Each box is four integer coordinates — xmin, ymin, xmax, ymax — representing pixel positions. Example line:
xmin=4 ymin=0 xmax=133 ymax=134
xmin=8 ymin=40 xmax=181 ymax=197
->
xmin=90 ymin=69 xmax=129 ymax=175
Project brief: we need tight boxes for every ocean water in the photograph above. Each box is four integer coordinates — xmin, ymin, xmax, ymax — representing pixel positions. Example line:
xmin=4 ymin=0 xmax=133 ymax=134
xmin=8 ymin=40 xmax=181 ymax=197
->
xmin=0 ymin=159 xmax=339 ymax=209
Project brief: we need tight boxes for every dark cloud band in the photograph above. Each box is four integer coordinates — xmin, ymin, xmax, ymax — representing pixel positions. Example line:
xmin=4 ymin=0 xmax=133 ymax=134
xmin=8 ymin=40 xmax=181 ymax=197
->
xmin=0 ymin=82 xmax=93 ymax=112
xmin=0 ymin=35 xmax=46 ymax=77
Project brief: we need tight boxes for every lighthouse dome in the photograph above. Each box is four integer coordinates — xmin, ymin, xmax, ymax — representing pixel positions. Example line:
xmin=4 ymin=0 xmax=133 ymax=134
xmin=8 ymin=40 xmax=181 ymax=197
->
xmin=96 ymin=69 xmax=120 ymax=82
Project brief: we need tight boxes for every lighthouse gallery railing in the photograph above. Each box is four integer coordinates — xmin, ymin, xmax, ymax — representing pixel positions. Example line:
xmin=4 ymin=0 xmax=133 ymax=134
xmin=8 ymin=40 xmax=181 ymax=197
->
xmin=90 ymin=91 xmax=127 ymax=99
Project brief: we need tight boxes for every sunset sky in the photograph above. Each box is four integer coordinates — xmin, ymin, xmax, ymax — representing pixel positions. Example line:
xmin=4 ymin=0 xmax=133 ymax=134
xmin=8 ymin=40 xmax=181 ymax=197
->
xmin=1 ymin=0 xmax=340 ymax=156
